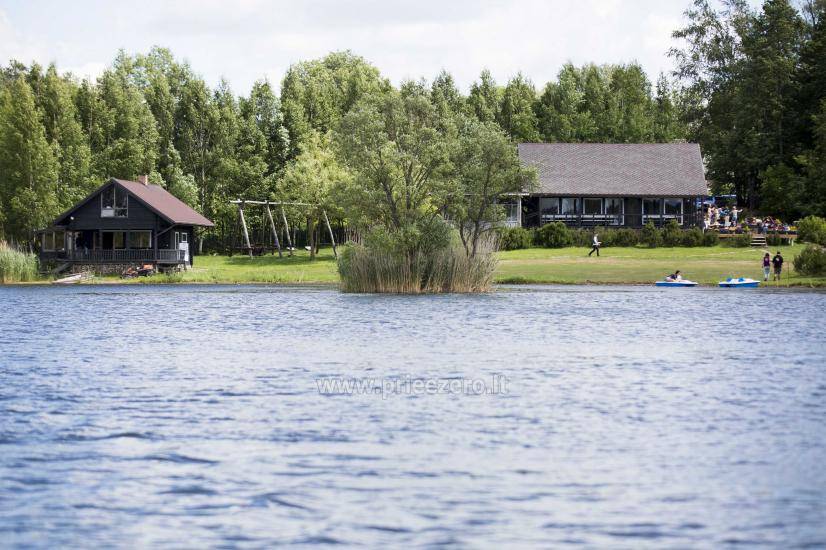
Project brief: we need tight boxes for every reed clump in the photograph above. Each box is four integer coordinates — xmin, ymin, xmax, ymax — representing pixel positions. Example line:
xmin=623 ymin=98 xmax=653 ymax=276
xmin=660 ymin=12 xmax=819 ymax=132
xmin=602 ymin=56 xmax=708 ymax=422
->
xmin=0 ymin=241 xmax=39 ymax=283
xmin=338 ymin=234 xmax=497 ymax=294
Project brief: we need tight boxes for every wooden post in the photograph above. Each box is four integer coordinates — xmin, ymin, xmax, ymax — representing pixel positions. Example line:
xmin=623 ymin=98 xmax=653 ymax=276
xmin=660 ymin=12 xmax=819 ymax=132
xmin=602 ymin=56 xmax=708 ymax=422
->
xmin=280 ymin=206 xmax=293 ymax=257
xmin=323 ymin=210 xmax=337 ymax=258
xmin=265 ymin=203 xmax=282 ymax=258
xmin=239 ymin=202 xmax=252 ymax=257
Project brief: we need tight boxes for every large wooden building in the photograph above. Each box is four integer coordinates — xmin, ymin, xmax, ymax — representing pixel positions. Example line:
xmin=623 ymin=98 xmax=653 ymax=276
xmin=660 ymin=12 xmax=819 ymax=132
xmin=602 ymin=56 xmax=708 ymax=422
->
xmin=38 ymin=176 xmax=213 ymax=272
xmin=509 ymin=143 xmax=708 ymax=228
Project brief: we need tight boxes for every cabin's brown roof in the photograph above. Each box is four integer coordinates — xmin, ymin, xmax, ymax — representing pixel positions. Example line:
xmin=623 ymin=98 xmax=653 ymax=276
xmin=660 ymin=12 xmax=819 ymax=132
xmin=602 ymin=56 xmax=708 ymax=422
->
xmin=113 ymin=179 xmax=214 ymax=226
xmin=518 ymin=143 xmax=708 ymax=197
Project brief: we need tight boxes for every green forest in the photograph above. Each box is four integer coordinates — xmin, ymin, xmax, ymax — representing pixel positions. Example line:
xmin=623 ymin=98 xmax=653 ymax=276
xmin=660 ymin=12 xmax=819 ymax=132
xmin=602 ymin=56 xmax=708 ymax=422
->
xmin=0 ymin=0 xmax=824 ymax=248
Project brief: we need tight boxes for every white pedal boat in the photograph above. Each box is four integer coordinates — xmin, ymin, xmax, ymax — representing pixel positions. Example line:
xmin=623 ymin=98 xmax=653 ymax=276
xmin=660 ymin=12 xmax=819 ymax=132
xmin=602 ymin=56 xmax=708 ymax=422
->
xmin=654 ymin=279 xmax=699 ymax=287
xmin=718 ymin=277 xmax=760 ymax=288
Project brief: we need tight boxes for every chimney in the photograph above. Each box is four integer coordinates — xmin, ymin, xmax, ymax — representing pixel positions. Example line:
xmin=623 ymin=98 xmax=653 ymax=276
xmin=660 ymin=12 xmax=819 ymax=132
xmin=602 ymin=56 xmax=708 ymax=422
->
xmin=137 ymin=174 xmax=149 ymax=186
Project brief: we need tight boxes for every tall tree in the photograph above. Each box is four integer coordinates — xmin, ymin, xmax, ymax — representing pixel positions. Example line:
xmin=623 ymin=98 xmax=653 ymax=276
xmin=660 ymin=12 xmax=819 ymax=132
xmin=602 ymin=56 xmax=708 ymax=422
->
xmin=467 ymin=70 xmax=501 ymax=124
xmin=0 ymin=77 xmax=59 ymax=241
xmin=449 ymin=118 xmax=536 ymax=257
xmin=497 ymin=73 xmax=540 ymax=142
xmin=38 ymin=65 xmax=94 ymax=207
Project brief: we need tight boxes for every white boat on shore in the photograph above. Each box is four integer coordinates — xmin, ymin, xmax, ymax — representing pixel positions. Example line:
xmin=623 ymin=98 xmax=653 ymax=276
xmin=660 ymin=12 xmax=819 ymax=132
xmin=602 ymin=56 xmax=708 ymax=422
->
xmin=719 ymin=277 xmax=760 ymax=288
xmin=654 ymin=280 xmax=699 ymax=287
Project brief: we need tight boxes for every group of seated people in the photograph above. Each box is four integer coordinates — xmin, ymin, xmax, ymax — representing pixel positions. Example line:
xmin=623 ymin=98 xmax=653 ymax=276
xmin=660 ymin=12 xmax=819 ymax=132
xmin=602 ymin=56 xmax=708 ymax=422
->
xmin=745 ymin=216 xmax=793 ymax=233
xmin=703 ymin=205 xmax=794 ymax=234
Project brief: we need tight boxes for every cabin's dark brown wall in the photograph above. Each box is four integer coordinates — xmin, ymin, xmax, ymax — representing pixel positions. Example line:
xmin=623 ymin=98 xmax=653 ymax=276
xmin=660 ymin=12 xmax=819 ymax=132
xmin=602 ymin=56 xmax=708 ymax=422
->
xmin=63 ymin=182 xmax=159 ymax=231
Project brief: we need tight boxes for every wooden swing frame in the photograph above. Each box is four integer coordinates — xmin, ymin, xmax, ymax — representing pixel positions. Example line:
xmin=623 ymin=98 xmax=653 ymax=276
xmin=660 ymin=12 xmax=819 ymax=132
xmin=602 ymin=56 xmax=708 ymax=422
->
xmin=229 ymin=199 xmax=337 ymax=259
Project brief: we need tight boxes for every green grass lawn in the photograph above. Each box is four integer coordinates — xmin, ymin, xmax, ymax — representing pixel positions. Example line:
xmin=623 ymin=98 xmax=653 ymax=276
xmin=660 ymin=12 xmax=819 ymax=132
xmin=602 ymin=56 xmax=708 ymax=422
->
xmin=115 ymin=244 xmax=824 ymax=287
xmin=495 ymin=245 xmax=823 ymax=286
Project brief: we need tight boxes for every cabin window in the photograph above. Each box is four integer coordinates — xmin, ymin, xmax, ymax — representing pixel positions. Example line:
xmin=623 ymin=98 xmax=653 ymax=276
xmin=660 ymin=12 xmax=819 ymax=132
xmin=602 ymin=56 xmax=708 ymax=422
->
xmin=130 ymin=231 xmax=152 ymax=249
xmin=664 ymin=198 xmax=683 ymax=223
xmin=643 ymin=198 xmax=661 ymax=216
xmin=561 ymin=198 xmax=579 ymax=215
xmin=540 ymin=198 xmax=559 ymax=216
xmin=42 ymin=231 xmax=65 ymax=252
xmin=664 ymin=199 xmax=682 ymax=216
xmin=583 ymin=198 xmax=603 ymax=215
xmin=101 ymin=185 xmax=128 ymax=218
xmin=605 ymin=198 xmax=623 ymax=215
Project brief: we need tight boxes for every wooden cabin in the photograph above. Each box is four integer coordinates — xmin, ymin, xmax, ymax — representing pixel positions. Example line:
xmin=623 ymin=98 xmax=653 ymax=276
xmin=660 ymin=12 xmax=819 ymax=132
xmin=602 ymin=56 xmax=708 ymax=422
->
xmin=38 ymin=176 xmax=213 ymax=273
xmin=509 ymin=143 xmax=708 ymax=228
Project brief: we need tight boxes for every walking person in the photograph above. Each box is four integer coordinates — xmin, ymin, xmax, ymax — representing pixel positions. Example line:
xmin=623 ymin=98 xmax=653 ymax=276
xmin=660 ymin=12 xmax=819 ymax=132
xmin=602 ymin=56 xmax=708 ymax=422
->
xmin=772 ymin=251 xmax=784 ymax=282
xmin=762 ymin=253 xmax=771 ymax=281
xmin=588 ymin=232 xmax=601 ymax=257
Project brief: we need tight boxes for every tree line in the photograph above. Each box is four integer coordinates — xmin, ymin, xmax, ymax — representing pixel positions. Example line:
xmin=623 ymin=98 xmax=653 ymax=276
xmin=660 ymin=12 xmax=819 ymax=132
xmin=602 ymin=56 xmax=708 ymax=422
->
xmin=1 ymin=0 xmax=823 ymax=248
xmin=671 ymin=0 xmax=826 ymax=220
xmin=0 ymin=46 xmax=682 ymax=247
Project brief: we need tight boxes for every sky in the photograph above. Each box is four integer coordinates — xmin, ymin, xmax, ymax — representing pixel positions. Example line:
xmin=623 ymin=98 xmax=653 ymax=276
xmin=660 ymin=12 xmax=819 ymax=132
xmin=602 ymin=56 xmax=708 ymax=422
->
xmin=0 ymin=0 xmax=761 ymax=94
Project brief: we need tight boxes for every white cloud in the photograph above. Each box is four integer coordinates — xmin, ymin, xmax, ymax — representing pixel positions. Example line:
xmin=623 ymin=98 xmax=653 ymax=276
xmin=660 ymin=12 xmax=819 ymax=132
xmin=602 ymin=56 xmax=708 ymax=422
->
xmin=0 ymin=0 xmax=722 ymax=93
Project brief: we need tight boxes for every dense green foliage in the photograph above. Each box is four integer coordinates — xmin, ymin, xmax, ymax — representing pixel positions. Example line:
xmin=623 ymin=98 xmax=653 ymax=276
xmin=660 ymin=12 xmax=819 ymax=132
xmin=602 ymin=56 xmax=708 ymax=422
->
xmin=671 ymin=0 xmax=826 ymax=216
xmin=496 ymin=227 xmax=534 ymax=250
xmin=793 ymin=244 xmax=826 ymax=275
xmin=536 ymin=222 xmax=575 ymax=248
xmin=2 ymin=0 xmax=824 ymax=257
xmin=796 ymin=215 xmax=826 ymax=244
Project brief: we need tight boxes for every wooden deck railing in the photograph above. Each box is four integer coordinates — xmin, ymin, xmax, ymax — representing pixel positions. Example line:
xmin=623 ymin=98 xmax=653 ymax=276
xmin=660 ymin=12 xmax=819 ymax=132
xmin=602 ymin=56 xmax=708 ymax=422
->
xmin=42 ymin=249 xmax=185 ymax=263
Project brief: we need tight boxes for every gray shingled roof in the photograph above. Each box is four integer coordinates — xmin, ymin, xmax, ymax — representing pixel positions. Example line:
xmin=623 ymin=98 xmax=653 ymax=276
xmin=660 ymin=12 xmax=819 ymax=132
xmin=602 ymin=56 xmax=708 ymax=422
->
xmin=518 ymin=143 xmax=708 ymax=197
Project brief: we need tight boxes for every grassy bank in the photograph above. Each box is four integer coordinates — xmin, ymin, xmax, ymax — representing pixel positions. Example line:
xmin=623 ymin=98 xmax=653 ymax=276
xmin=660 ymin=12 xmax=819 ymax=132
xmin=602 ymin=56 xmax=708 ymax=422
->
xmin=495 ymin=245 xmax=824 ymax=286
xmin=12 ymin=245 xmax=824 ymax=287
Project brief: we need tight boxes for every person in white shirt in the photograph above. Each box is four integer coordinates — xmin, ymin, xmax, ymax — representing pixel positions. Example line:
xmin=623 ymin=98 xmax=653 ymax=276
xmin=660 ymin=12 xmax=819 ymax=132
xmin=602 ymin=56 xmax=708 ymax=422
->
xmin=588 ymin=233 xmax=601 ymax=257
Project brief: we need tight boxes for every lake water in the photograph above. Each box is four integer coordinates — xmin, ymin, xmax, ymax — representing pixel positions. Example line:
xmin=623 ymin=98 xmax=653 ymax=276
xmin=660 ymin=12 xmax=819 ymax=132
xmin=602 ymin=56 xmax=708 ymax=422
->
xmin=1 ymin=284 xmax=825 ymax=548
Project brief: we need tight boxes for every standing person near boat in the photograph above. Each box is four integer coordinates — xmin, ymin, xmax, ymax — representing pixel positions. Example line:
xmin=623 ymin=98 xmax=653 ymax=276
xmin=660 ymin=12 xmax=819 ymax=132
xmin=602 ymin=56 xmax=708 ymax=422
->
xmin=588 ymin=233 xmax=601 ymax=257
xmin=762 ymin=253 xmax=771 ymax=281
xmin=772 ymin=251 xmax=784 ymax=281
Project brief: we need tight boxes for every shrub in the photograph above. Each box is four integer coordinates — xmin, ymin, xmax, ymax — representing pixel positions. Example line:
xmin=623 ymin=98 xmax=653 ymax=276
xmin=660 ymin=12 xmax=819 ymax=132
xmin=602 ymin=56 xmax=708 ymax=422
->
xmin=570 ymin=228 xmax=593 ymax=247
xmin=681 ymin=227 xmax=705 ymax=247
xmin=0 ymin=242 xmax=39 ymax=283
xmin=613 ymin=228 xmax=639 ymax=247
xmin=797 ymin=215 xmax=826 ymax=245
xmin=338 ymin=236 xmax=497 ymax=293
xmin=722 ymin=232 xmax=752 ymax=248
xmin=793 ymin=245 xmax=826 ymax=276
xmin=496 ymin=226 xmax=533 ymax=251
xmin=702 ymin=231 xmax=720 ymax=247
xmin=661 ymin=219 xmax=683 ymax=247
xmin=536 ymin=222 xmax=573 ymax=248
xmin=640 ymin=222 xmax=662 ymax=248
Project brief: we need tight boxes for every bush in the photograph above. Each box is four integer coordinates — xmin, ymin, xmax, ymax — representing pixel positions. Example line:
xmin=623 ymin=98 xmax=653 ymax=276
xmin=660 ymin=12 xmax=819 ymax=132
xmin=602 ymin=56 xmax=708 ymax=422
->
xmin=613 ymin=228 xmax=639 ymax=247
xmin=661 ymin=219 xmax=683 ymax=247
xmin=640 ymin=222 xmax=662 ymax=248
xmin=702 ymin=231 xmax=720 ymax=247
xmin=793 ymin=245 xmax=826 ymax=276
xmin=797 ymin=215 xmax=826 ymax=245
xmin=722 ymin=232 xmax=752 ymax=247
xmin=536 ymin=222 xmax=573 ymax=248
xmin=496 ymin=226 xmax=533 ymax=251
xmin=681 ymin=227 xmax=705 ymax=247
xmin=570 ymin=228 xmax=593 ymax=247
xmin=0 ymin=242 xmax=39 ymax=283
